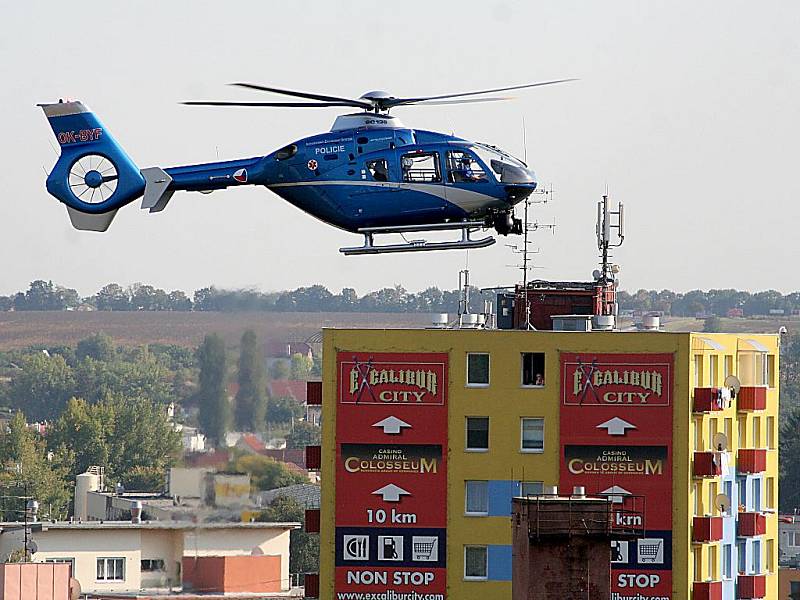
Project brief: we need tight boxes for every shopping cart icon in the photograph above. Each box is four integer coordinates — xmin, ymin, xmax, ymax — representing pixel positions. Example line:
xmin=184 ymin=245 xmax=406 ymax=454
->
xmin=412 ymin=536 xmax=438 ymax=562
xmin=637 ymin=538 xmax=664 ymax=564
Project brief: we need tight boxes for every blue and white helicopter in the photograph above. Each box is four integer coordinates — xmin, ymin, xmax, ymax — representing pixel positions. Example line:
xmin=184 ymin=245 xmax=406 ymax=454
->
xmin=39 ymin=80 xmax=572 ymax=255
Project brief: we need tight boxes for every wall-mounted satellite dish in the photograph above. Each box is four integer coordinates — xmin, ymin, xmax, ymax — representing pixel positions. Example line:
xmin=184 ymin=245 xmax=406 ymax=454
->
xmin=25 ymin=540 xmax=38 ymax=554
xmin=251 ymin=546 xmax=264 ymax=556
xmin=713 ymin=432 xmax=728 ymax=452
xmin=715 ymin=493 xmax=731 ymax=514
xmin=592 ymin=269 xmax=602 ymax=280
xmin=724 ymin=375 xmax=741 ymax=393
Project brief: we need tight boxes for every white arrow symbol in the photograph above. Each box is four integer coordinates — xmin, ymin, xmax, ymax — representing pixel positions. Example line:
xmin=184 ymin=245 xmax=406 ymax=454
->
xmin=596 ymin=417 xmax=637 ymax=436
xmin=372 ymin=484 xmax=411 ymax=503
xmin=600 ymin=485 xmax=632 ymax=504
xmin=372 ymin=416 xmax=412 ymax=435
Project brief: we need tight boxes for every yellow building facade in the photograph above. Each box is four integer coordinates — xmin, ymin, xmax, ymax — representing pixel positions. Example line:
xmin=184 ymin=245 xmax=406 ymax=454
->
xmin=317 ymin=329 xmax=778 ymax=600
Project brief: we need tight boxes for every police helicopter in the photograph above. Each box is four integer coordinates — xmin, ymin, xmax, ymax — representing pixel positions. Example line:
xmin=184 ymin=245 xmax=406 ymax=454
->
xmin=39 ymin=80 xmax=573 ymax=255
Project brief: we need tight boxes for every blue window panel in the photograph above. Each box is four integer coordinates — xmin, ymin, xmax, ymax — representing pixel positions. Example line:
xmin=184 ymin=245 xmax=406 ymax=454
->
xmin=487 ymin=480 xmax=520 ymax=516
xmin=487 ymin=545 xmax=513 ymax=581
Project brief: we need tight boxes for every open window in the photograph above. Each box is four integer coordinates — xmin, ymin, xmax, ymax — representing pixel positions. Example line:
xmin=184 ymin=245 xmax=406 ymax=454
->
xmin=447 ymin=150 xmax=488 ymax=183
xmin=366 ymin=159 xmax=389 ymax=182
xmin=400 ymin=152 xmax=441 ymax=183
xmin=521 ymin=352 xmax=545 ymax=386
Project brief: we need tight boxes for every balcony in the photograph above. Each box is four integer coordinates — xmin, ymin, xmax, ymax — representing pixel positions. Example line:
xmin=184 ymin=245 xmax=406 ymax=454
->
xmin=694 ymin=388 xmax=725 ymax=412
xmin=693 ymin=581 xmax=722 ymax=600
xmin=737 ymin=449 xmax=767 ymax=474
xmin=693 ymin=516 xmax=723 ymax=543
xmin=736 ymin=574 xmax=766 ymax=598
xmin=693 ymin=452 xmax=722 ymax=478
xmin=738 ymin=512 xmax=767 ymax=537
xmin=737 ymin=386 xmax=767 ymax=411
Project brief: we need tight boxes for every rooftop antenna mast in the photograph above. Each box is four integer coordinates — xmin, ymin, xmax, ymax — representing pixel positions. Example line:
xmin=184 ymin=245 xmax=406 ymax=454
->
xmin=596 ymin=193 xmax=625 ymax=285
xmin=507 ymin=186 xmax=555 ymax=330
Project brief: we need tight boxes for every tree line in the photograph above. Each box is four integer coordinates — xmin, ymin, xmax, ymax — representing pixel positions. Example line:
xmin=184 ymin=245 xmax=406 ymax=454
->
xmin=1 ymin=280 xmax=472 ymax=313
xmin=6 ymin=280 xmax=800 ymax=316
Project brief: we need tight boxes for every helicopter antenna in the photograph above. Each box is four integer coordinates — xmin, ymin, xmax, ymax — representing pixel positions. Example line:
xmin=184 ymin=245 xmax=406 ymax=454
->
xmin=522 ymin=116 xmax=528 ymax=165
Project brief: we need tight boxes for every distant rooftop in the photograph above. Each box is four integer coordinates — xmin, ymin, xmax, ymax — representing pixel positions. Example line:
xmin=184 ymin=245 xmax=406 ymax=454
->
xmin=0 ymin=520 xmax=299 ymax=532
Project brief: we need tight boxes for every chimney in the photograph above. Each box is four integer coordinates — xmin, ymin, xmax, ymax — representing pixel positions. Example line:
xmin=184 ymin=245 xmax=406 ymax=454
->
xmin=131 ymin=500 xmax=142 ymax=524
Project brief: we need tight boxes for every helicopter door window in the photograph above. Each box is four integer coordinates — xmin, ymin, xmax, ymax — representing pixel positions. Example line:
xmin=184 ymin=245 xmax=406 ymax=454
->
xmin=366 ymin=159 xmax=389 ymax=182
xmin=400 ymin=152 xmax=441 ymax=183
xmin=447 ymin=150 xmax=487 ymax=183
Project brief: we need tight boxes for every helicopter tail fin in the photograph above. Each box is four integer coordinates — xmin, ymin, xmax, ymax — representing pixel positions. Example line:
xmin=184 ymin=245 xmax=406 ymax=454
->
xmin=39 ymin=100 xmax=145 ymax=231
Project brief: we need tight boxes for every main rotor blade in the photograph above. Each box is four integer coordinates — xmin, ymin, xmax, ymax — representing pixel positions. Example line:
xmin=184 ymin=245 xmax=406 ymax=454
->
xmin=229 ymin=82 xmax=372 ymax=109
xmin=410 ymin=96 xmax=512 ymax=107
xmin=182 ymin=101 xmax=362 ymax=108
xmin=386 ymin=79 xmax=577 ymax=107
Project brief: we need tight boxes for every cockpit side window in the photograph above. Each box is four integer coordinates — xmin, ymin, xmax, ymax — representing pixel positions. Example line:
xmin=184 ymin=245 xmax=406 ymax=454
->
xmin=366 ymin=159 xmax=389 ymax=182
xmin=400 ymin=152 xmax=441 ymax=183
xmin=446 ymin=150 xmax=488 ymax=183
xmin=275 ymin=144 xmax=298 ymax=161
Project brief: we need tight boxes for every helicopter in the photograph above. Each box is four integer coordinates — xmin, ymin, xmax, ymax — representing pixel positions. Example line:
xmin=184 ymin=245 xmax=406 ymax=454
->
xmin=39 ymin=79 xmax=573 ymax=255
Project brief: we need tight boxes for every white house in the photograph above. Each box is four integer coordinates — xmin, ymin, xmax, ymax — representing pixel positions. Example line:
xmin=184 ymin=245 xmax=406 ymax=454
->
xmin=0 ymin=520 xmax=298 ymax=595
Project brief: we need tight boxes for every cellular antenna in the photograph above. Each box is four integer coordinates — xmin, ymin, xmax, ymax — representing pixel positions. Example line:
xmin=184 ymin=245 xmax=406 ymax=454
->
xmin=596 ymin=194 xmax=625 ymax=285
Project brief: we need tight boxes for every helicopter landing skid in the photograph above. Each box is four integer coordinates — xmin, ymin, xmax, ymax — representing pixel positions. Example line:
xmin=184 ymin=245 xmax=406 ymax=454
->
xmin=340 ymin=222 xmax=495 ymax=256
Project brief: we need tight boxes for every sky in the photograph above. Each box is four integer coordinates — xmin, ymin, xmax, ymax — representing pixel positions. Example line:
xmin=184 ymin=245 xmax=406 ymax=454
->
xmin=2 ymin=1 xmax=799 ymax=297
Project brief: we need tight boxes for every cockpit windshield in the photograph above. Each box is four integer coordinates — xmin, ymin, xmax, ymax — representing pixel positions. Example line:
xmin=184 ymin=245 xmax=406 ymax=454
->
xmin=471 ymin=143 xmax=536 ymax=184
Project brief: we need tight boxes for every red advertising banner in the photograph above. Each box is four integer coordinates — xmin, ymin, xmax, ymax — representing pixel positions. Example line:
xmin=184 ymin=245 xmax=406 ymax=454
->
xmin=335 ymin=352 xmax=448 ymax=599
xmin=560 ymin=353 xmax=674 ymax=600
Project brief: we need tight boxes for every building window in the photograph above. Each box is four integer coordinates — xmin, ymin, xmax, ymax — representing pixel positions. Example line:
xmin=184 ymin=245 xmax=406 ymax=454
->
xmin=752 ymin=478 xmax=761 ymax=512
xmin=693 ymin=418 xmax=703 ymax=452
xmin=466 ymin=417 xmax=489 ymax=451
xmin=521 ymin=418 xmax=544 ymax=452
xmin=767 ymin=354 xmax=776 ymax=388
xmin=708 ymin=545 xmax=717 ymax=580
xmin=752 ymin=539 xmax=761 ymax=574
xmin=141 ymin=559 xmax=165 ymax=572
xmin=694 ymin=355 xmax=704 ymax=387
xmin=465 ymin=481 xmax=488 ymax=515
xmin=464 ymin=546 xmax=488 ymax=580
xmin=724 ymin=418 xmax=732 ymax=446
xmin=723 ymin=544 xmax=732 ymax=579
xmin=97 ymin=557 xmax=125 ymax=582
xmin=738 ymin=417 xmax=747 ymax=449
xmin=792 ymin=581 xmax=800 ymax=597
xmin=521 ymin=353 xmax=546 ymax=387
xmin=709 ymin=355 xmax=719 ymax=387
xmin=520 ymin=481 xmax=544 ymax=496
xmin=737 ymin=541 xmax=746 ymax=574
xmin=708 ymin=418 xmax=718 ymax=451
xmin=467 ymin=353 xmax=490 ymax=386
xmin=766 ymin=477 xmax=775 ymax=509
xmin=724 ymin=355 xmax=734 ymax=379
xmin=766 ymin=539 xmax=774 ymax=573
xmin=753 ymin=416 xmax=761 ymax=448
xmin=767 ymin=416 xmax=775 ymax=449
xmin=693 ymin=482 xmax=703 ymax=517
xmin=724 ymin=480 xmax=734 ymax=515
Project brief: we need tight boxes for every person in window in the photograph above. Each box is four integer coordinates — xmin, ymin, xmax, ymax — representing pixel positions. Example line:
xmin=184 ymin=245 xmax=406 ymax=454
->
xmin=535 ymin=373 xmax=544 ymax=386
xmin=452 ymin=155 xmax=486 ymax=183
xmin=372 ymin=161 xmax=388 ymax=182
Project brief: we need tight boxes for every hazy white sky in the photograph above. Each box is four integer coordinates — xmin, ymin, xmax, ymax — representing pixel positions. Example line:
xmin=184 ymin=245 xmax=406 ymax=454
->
xmin=3 ymin=1 xmax=799 ymax=296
